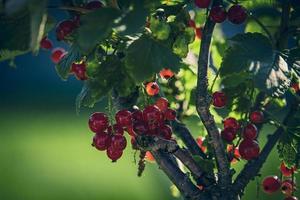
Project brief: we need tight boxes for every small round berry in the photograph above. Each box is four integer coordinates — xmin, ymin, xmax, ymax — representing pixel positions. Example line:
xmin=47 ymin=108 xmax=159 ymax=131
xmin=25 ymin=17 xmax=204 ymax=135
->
xmin=71 ymin=62 xmax=88 ymax=80
xmin=284 ymin=196 xmax=298 ymax=200
xmin=281 ymin=179 xmax=295 ymax=196
xmin=56 ymin=20 xmax=76 ymax=41
xmin=250 ymin=111 xmax=264 ymax=124
xmin=262 ymin=176 xmax=281 ymax=194
xmin=159 ymin=124 xmax=173 ymax=140
xmin=209 ymin=6 xmax=227 ymax=23
xmin=93 ymin=132 xmax=111 ymax=151
xmin=239 ymin=139 xmax=260 ymax=160
xmin=159 ymin=68 xmax=174 ymax=79
xmin=85 ymin=1 xmax=103 ymax=10
xmin=194 ymin=0 xmax=211 ymax=8
xmin=115 ymin=109 xmax=132 ymax=128
xmin=145 ymin=151 xmax=155 ymax=162
xmin=223 ymin=117 xmax=240 ymax=131
xmin=51 ymin=48 xmax=66 ymax=64
xmin=143 ymin=105 xmax=163 ymax=123
xmin=221 ymin=128 xmax=236 ymax=142
xmin=164 ymin=108 xmax=177 ymax=121
xmin=228 ymin=5 xmax=247 ymax=24
xmin=195 ymin=27 xmax=203 ymax=39
xmin=106 ymin=146 xmax=123 ymax=162
xmin=188 ymin=19 xmax=196 ymax=28
xmin=291 ymin=82 xmax=300 ymax=92
xmin=108 ymin=124 xmax=124 ymax=135
xmin=111 ymin=134 xmax=127 ymax=150
xmin=280 ymin=162 xmax=296 ymax=177
xmin=146 ymin=82 xmax=160 ymax=96
xmin=132 ymin=109 xmax=143 ymax=123
xmin=243 ymin=123 xmax=258 ymax=140
xmin=133 ymin=121 xmax=149 ymax=135
xmin=155 ymin=97 xmax=169 ymax=112
xmin=196 ymin=136 xmax=207 ymax=152
xmin=88 ymin=112 xmax=109 ymax=133
xmin=40 ymin=37 xmax=53 ymax=50
xmin=212 ymin=91 xmax=226 ymax=108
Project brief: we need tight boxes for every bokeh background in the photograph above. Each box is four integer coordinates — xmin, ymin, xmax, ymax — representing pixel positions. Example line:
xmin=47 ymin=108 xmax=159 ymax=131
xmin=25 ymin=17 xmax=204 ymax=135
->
xmin=0 ymin=2 xmax=299 ymax=200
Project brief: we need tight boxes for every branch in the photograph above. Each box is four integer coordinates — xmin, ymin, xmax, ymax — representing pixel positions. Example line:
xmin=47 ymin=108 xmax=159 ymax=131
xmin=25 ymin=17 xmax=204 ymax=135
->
xmin=196 ymin=16 xmax=231 ymax=188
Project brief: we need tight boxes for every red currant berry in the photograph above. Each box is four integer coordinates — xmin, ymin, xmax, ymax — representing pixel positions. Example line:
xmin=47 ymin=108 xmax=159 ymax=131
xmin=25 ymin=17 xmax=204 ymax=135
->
xmin=133 ymin=121 xmax=149 ymax=135
xmin=159 ymin=68 xmax=174 ymax=79
xmin=40 ymin=37 xmax=53 ymax=50
xmin=196 ymin=136 xmax=207 ymax=152
xmin=194 ymin=0 xmax=211 ymax=8
xmin=243 ymin=123 xmax=258 ymax=140
xmin=130 ymin=136 xmax=138 ymax=150
xmin=132 ymin=109 xmax=143 ymax=123
xmin=212 ymin=91 xmax=226 ymax=108
xmin=143 ymin=105 xmax=163 ymax=123
xmin=221 ymin=128 xmax=236 ymax=142
xmin=291 ymin=82 xmax=300 ymax=92
xmin=159 ymin=124 xmax=173 ymax=140
xmin=88 ymin=112 xmax=109 ymax=133
xmin=188 ymin=19 xmax=196 ymax=28
xmin=280 ymin=162 xmax=296 ymax=177
xmin=108 ymin=124 xmax=124 ymax=135
xmin=145 ymin=151 xmax=155 ymax=162
xmin=155 ymin=97 xmax=169 ymax=112
xmin=284 ymin=196 xmax=298 ymax=200
xmin=223 ymin=117 xmax=240 ymax=131
xmin=228 ymin=5 xmax=247 ymax=24
xmin=146 ymin=82 xmax=160 ymax=96
xmin=164 ymin=108 xmax=177 ymax=121
xmin=51 ymin=48 xmax=66 ymax=64
xmin=92 ymin=132 xmax=111 ymax=151
xmin=56 ymin=20 xmax=76 ymax=41
xmin=250 ymin=110 xmax=264 ymax=124
xmin=239 ymin=139 xmax=260 ymax=160
xmin=71 ymin=62 xmax=88 ymax=80
xmin=115 ymin=109 xmax=132 ymax=128
xmin=106 ymin=146 xmax=123 ymax=162
xmin=125 ymin=126 xmax=135 ymax=136
xmin=195 ymin=27 xmax=203 ymax=39
xmin=111 ymin=134 xmax=127 ymax=150
xmin=209 ymin=6 xmax=227 ymax=23
xmin=262 ymin=176 xmax=281 ymax=194
xmin=281 ymin=179 xmax=295 ymax=196
xmin=85 ymin=1 xmax=103 ymax=10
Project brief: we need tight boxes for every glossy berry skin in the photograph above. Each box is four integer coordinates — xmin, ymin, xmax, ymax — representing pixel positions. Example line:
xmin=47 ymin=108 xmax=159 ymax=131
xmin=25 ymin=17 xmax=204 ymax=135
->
xmin=125 ymin=126 xmax=135 ymax=136
xmin=159 ymin=124 xmax=173 ymax=140
xmin=85 ymin=1 xmax=103 ymax=10
xmin=40 ymin=37 xmax=53 ymax=50
xmin=133 ymin=121 xmax=149 ymax=135
xmin=239 ymin=139 xmax=260 ymax=160
xmin=51 ymin=48 xmax=66 ymax=64
xmin=212 ymin=91 xmax=226 ymax=108
xmin=223 ymin=117 xmax=240 ymax=131
xmin=146 ymin=82 xmax=160 ymax=96
xmin=209 ymin=6 xmax=227 ymax=23
xmin=155 ymin=97 xmax=169 ymax=112
xmin=159 ymin=68 xmax=174 ymax=79
xmin=262 ymin=176 xmax=281 ymax=194
xmin=195 ymin=27 xmax=203 ymax=39
xmin=88 ymin=112 xmax=109 ymax=133
xmin=164 ymin=108 xmax=177 ymax=121
xmin=228 ymin=5 xmax=247 ymax=24
xmin=93 ymin=132 xmax=111 ymax=151
xmin=250 ymin=111 xmax=264 ymax=124
xmin=281 ymin=179 xmax=295 ymax=196
xmin=221 ymin=128 xmax=236 ymax=142
xmin=132 ymin=109 xmax=143 ymax=123
xmin=106 ymin=146 xmax=123 ymax=162
xmin=143 ymin=105 xmax=162 ymax=124
xmin=111 ymin=134 xmax=127 ymax=150
xmin=243 ymin=123 xmax=258 ymax=140
xmin=145 ymin=151 xmax=155 ymax=162
xmin=115 ymin=110 xmax=132 ymax=128
xmin=280 ymin=162 xmax=296 ymax=177
xmin=284 ymin=196 xmax=298 ymax=200
xmin=56 ymin=20 xmax=76 ymax=41
xmin=194 ymin=0 xmax=211 ymax=8
xmin=71 ymin=62 xmax=87 ymax=80
xmin=108 ymin=124 xmax=124 ymax=135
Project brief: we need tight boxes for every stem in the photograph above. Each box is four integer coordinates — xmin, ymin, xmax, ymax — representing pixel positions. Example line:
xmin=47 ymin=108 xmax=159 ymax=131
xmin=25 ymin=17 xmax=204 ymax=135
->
xmin=209 ymin=69 xmax=220 ymax=93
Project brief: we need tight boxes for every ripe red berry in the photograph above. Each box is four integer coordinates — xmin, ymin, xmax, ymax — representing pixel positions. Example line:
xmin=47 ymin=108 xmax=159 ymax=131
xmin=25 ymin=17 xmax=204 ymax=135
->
xmin=155 ymin=97 xmax=169 ymax=112
xmin=85 ymin=1 xmax=103 ymax=10
xmin=281 ymin=179 xmax=295 ymax=196
xmin=221 ymin=128 xmax=237 ymax=142
xmin=40 ymin=37 xmax=53 ymax=50
xmin=239 ymin=139 xmax=260 ymax=160
xmin=146 ymin=82 xmax=160 ymax=96
xmin=132 ymin=108 xmax=143 ymax=123
xmin=71 ymin=62 xmax=88 ymax=80
xmin=133 ymin=121 xmax=149 ymax=135
xmin=262 ymin=176 xmax=281 ymax=194
xmin=130 ymin=136 xmax=138 ymax=150
xmin=159 ymin=68 xmax=174 ymax=79
xmin=223 ymin=117 xmax=240 ymax=131
xmin=196 ymin=136 xmax=207 ymax=152
xmin=291 ymin=82 xmax=300 ymax=92
xmin=250 ymin=111 xmax=264 ymax=124
xmin=280 ymin=162 xmax=296 ymax=177
xmin=93 ymin=132 xmax=111 ymax=151
xmin=228 ymin=5 xmax=247 ymax=24
xmin=188 ymin=19 xmax=196 ymax=28
xmin=125 ymin=126 xmax=135 ymax=136
xmin=209 ymin=6 xmax=227 ymax=23
xmin=159 ymin=124 xmax=173 ymax=140
xmin=212 ymin=91 xmax=226 ymax=108
xmin=88 ymin=112 xmax=109 ymax=133
xmin=51 ymin=48 xmax=66 ymax=64
xmin=111 ymin=134 xmax=127 ymax=150
xmin=195 ymin=27 xmax=203 ymax=39
xmin=115 ymin=109 xmax=132 ymax=128
xmin=106 ymin=146 xmax=123 ymax=162
xmin=56 ymin=20 xmax=76 ymax=41
xmin=284 ymin=196 xmax=298 ymax=200
xmin=145 ymin=151 xmax=155 ymax=162
xmin=243 ymin=123 xmax=258 ymax=140
xmin=194 ymin=0 xmax=211 ymax=8
xmin=108 ymin=124 xmax=124 ymax=135
xmin=164 ymin=108 xmax=177 ymax=121
xmin=143 ymin=105 xmax=163 ymax=123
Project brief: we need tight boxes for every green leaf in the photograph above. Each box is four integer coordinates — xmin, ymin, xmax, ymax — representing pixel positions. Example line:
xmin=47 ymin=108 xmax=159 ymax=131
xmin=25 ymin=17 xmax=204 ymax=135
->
xmin=278 ymin=138 xmax=298 ymax=168
xmin=125 ymin=34 xmax=181 ymax=82
xmin=75 ymin=8 xmax=121 ymax=53
xmin=55 ymin=45 xmax=82 ymax=80
xmin=221 ymin=72 xmax=250 ymax=88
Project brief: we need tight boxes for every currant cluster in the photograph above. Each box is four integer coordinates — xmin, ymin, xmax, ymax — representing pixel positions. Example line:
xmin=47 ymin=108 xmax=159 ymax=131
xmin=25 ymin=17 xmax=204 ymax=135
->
xmin=194 ymin=0 xmax=247 ymax=24
xmin=88 ymin=97 xmax=177 ymax=162
xmin=262 ymin=162 xmax=298 ymax=200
